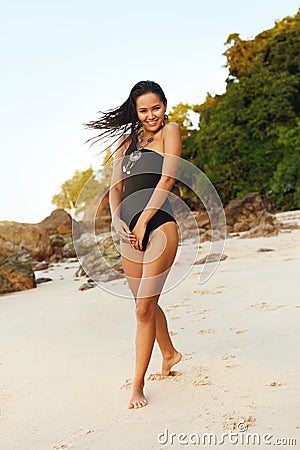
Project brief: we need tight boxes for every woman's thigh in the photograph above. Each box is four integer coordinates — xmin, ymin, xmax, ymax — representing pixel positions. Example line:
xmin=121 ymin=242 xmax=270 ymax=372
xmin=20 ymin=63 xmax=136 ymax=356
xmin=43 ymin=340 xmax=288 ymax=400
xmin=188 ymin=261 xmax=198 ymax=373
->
xmin=137 ymin=222 xmax=179 ymax=299
xmin=120 ymin=241 xmax=144 ymax=298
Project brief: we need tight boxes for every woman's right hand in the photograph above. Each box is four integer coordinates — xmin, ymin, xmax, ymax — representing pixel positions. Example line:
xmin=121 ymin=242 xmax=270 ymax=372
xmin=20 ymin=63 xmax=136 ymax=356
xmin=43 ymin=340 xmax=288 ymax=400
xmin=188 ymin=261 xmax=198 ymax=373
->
xmin=112 ymin=216 xmax=136 ymax=244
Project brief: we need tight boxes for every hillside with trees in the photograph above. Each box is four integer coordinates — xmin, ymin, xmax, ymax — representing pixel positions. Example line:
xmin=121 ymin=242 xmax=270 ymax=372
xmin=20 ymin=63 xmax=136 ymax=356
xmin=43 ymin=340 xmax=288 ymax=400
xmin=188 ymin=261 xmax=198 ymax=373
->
xmin=171 ymin=9 xmax=300 ymax=211
xmin=53 ymin=10 xmax=300 ymax=214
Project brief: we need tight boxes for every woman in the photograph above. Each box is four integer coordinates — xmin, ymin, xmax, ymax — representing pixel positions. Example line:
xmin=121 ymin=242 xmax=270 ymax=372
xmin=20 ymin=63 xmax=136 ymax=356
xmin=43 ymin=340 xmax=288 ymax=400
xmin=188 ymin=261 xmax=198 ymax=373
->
xmin=86 ymin=80 xmax=182 ymax=409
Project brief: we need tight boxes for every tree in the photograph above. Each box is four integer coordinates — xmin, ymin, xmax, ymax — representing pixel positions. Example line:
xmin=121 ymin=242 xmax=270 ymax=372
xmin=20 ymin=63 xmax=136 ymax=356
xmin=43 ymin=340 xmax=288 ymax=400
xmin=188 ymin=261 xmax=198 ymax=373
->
xmin=168 ymin=103 xmax=197 ymax=140
xmin=52 ymin=147 xmax=113 ymax=217
xmin=52 ymin=167 xmax=102 ymax=217
xmin=183 ymin=8 xmax=300 ymax=209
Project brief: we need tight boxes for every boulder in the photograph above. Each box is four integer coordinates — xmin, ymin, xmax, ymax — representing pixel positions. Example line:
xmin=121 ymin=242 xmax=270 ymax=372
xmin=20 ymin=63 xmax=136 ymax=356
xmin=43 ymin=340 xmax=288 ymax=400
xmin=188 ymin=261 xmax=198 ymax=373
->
xmin=74 ymin=234 xmax=124 ymax=281
xmin=38 ymin=208 xmax=83 ymax=238
xmin=0 ymin=250 xmax=36 ymax=294
xmin=82 ymin=189 xmax=112 ymax=233
xmin=241 ymin=212 xmax=279 ymax=238
xmin=225 ymin=192 xmax=275 ymax=233
xmin=0 ymin=222 xmax=52 ymax=260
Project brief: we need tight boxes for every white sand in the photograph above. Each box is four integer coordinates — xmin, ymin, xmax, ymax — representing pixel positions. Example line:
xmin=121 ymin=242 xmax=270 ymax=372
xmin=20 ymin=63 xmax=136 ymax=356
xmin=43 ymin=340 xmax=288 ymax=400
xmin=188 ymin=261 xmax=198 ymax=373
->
xmin=0 ymin=228 xmax=299 ymax=449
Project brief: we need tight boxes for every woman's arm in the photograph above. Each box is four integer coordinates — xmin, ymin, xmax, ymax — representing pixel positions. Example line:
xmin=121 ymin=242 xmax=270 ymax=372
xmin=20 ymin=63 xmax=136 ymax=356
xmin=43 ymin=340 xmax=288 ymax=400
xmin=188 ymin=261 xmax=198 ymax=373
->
xmin=109 ymin=136 xmax=126 ymax=220
xmin=109 ymin=136 xmax=134 ymax=242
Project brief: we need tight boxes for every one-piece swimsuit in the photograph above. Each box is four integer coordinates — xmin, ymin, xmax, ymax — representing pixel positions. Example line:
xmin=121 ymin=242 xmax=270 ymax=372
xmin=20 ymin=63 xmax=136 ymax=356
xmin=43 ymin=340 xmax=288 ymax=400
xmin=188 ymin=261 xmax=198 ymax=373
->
xmin=120 ymin=148 xmax=177 ymax=251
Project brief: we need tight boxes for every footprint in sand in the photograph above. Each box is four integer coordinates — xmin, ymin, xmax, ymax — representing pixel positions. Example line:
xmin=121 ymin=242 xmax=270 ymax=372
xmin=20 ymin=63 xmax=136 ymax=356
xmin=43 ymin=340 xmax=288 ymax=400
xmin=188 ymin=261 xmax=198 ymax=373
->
xmin=250 ymin=302 xmax=287 ymax=311
xmin=147 ymin=371 xmax=182 ymax=381
xmin=120 ymin=379 xmax=133 ymax=389
xmin=192 ymin=375 xmax=211 ymax=386
xmin=182 ymin=352 xmax=195 ymax=361
xmin=192 ymin=289 xmax=222 ymax=296
xmin=221 ymin=354 xmax=236 ymax=360
xmin=197 ymin=308 xmax=212 ymax=315
xmin=222 ymin=414 xmax=256 ymax=430
xmin=229 ymin=327 xmax=249 ymax=334
xmin=224 ymin=363 xmax=241 ymax=369
xmin=197 ymin=328 xmax=216 ymax=334
xmin=191 ymin=366 xmax=211 ymax=386
xmin=266 ymin=381 xmax=286 ymax=387
xmin=52 ymin=429 xmax=97 ymax=450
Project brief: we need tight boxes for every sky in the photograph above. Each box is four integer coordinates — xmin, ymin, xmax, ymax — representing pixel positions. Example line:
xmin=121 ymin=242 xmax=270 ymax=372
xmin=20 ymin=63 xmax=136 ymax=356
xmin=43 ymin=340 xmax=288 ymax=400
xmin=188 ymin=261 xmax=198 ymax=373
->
xmin=1 ymin=0 xmax=299 ymax=223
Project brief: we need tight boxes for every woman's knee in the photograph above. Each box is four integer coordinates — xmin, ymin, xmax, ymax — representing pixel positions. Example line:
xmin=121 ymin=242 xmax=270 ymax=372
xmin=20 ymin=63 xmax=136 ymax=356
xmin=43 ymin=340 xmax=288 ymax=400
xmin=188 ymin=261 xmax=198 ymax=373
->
xmin=135 ymin=299 xmax=157 ymax=323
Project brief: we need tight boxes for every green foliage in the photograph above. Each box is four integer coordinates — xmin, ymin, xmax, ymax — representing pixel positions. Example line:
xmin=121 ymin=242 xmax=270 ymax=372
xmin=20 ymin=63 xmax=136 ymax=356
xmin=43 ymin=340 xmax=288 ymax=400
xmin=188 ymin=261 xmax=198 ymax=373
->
xmin=184 ymin=8 xmax=300 ymax=209
xmin=168 ymin=103 xmax=196 ymax=140
xmin=52 ymin=166 xmax=102 ymax=216
xmin=97 ymin=147 xmax=113 ymax=190
xmin=270 ymin=123 xmax=300 ymax=210
xmin=52 ymin=147 xmax=113 ymax=216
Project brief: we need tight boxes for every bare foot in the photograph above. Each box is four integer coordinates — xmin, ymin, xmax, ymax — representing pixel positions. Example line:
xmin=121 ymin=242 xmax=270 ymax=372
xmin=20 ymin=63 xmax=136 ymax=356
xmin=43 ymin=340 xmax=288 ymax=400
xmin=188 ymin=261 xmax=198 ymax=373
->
xmin=161 ymin=350 xmax=182 ymax=376
xmin=128 ymin=385 xmax=147 ymax=409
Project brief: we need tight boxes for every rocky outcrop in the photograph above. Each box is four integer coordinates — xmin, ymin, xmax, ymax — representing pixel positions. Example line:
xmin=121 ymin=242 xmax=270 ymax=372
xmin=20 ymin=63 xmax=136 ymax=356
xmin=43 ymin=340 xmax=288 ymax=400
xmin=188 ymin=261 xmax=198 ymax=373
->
xmin=0 ymin=210 xmax=83 ymax=265
xmin=225 ymin=192 xmax=275 ymax=233
xmin=0 ymin=250 xmax=36 ymax=294
xmin=177 ymin=192 xmax=279 ymax=241
xmin=0 ymin=222 xmax=52 ymax=260
xmin=38 ymin=208 xmax=83 ymax=239
xmin=241 ymin=211 xmax=279 ymax=238
xmin=74 ymin=234 xmax=124 ymax=282
xmin=82 ymin=189 xmax=112 ymax=233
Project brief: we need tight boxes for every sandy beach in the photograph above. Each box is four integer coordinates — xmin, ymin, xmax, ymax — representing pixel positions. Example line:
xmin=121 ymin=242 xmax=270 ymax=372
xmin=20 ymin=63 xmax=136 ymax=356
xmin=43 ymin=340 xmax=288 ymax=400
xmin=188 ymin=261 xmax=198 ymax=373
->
xmin=0 ymin=224 xmax=299 ymax=449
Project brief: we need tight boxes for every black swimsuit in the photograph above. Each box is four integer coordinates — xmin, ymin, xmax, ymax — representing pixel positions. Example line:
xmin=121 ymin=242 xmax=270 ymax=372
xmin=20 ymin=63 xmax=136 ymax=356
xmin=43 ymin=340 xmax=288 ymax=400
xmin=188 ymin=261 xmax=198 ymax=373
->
xmin=120 ymin=148 xmax=177 ymax=251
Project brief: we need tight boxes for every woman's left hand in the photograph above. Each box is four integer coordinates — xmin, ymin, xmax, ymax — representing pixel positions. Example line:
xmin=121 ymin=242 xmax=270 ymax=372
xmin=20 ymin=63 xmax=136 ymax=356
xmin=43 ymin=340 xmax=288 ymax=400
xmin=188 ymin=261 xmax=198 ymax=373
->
xmin=131 ymin=219 xmax=147 ymax=251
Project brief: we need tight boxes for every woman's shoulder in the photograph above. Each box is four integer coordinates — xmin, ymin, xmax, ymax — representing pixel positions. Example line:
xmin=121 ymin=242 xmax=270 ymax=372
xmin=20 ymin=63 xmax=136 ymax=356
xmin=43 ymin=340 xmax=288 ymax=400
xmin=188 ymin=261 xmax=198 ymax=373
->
xmin=164 ymin=121 xmax=180 ymax=129
xmin=162 ymin=122 xmax=181 ymax=139
xmin=163 ymin=121 xmax=181 ymax=135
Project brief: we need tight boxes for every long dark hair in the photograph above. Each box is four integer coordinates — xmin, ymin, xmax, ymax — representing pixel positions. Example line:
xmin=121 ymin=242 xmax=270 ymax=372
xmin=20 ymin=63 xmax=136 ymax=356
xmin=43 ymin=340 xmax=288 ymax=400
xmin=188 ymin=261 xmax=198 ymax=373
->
xmin=84 ymin=80 xmax=167 ymax=161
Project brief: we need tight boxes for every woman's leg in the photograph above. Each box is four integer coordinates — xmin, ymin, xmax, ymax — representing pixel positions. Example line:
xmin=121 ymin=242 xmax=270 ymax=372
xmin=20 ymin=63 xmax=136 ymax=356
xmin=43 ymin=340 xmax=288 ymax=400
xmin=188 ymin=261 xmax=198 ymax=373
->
xmin=149 ymin=223 xmax=182 ymax=374
xmin=119 ymin=240 xmax=143 ymax=297
xmin=129 ymin=222 xmax=180 ymax=408
xmin=155 ymin=304 xmax=182 ymax=375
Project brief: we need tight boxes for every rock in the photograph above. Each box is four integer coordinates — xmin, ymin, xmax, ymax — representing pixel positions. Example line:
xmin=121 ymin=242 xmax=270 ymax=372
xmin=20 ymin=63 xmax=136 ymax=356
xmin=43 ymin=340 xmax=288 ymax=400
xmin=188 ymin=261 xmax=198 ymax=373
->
xmin=241 ymin=211 xmax=279 ymax=238
xmin=195 ymin=253 xmax=228 ymax=265
xmin=33 ymin=261 xmax=49 ymax=271
xmin=49 ymin=254 xmax=61 ymax=263
xmin=200 ymin=229 xmax=212 ymax=242
xmin=38 ymin=208 xmax=83 ymax=238
xmin=36 ymin=277 xmax=52 ymax=284
xmin=82 ymin=189 xmax=112 ymax=233
xmin=0 ymin=222 xmax=52 ymax=261
xmin=0 ymin=250 xmax=36 ymax=294
xmin=62 ymin=241 xmax=77 ymax=258
xmin=257 ymin=248 xmax=274 ymax=252
xmin=233 ymin=222 xmax=252 ymax=233
xmin=73 ymin=233 xmax=97 ymax=255
xmin=79 ymin=281 xmax=97 ymax=291
xmin=180 ymin=195 xmax=203 ymax=211
xmin=74 ymin=234 xmax=124 ymax=281
xmin=225 ymin=192 xmax=274 ymax=233
xmin=49 ymin=234 xmax=66 ymax=248
xmin=279 ymin=222 xmax=300 ymax=230
xmin=195 ymin=211 xmax=210 ymax=229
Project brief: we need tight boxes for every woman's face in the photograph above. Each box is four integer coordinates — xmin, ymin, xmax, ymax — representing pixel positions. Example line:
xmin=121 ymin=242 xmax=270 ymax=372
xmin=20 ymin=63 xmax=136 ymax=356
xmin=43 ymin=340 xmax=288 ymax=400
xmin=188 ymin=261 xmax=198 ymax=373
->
xmin=135 ymin=92 xmax=167 ymax=133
